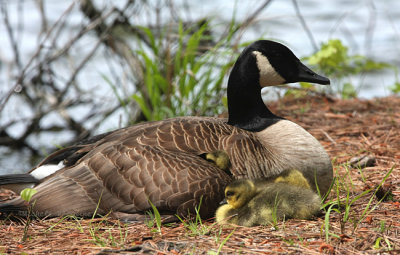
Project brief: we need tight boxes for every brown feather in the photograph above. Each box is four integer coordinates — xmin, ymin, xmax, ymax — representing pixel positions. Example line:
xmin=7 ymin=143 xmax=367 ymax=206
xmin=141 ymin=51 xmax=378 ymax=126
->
xmin=1 ymin=116 xmax=331 ymax=219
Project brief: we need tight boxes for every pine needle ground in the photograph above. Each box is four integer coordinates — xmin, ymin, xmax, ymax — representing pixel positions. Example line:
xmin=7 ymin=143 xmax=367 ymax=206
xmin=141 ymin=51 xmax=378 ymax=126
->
xmin=1 ymin=95 xmax=399 ymax=254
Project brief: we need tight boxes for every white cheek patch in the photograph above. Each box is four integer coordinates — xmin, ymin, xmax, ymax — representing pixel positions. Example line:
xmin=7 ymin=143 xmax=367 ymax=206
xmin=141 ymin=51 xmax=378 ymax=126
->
xmin=30 ymin=161 xmax=65 ymax=180
xmin=253 ymin=51 xmax=285 ymax=87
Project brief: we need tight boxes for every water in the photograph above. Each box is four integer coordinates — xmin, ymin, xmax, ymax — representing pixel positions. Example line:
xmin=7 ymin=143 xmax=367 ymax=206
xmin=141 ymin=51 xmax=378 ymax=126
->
xmin=0 ymin=0 xmax=399 ymax=173
xmin=192 ymin=0 xmax=400 ymax=98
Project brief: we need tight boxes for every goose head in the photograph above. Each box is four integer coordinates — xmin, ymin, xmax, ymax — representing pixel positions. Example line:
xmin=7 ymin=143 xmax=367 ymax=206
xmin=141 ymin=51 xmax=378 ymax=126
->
xmin=227 ymin=40 xmax=330 ymax=131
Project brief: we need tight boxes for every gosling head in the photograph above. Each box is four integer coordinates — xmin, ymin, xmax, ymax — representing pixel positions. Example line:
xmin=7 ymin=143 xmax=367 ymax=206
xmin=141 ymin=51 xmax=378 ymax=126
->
xmin=205 ymin=151 xmax=231 ymax=172
xmin=224 ymin=179 xmax=257 ymax=209
xmin=274 ymin=169 xmax=311 ymax=189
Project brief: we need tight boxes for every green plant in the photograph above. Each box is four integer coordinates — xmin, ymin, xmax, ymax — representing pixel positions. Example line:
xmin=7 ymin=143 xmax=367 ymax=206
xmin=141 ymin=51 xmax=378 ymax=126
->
xmin=144 ymin=210 xmax=155 ymax=228
xmin=177 ymin=197 xmax=212 ymax=236
xmin=20 ymin=188 xmax=37 ymax=203
xmin=356 ymin=167 xmax=393 ymax=227
xmin=47 ymin=214 xmax=127 ymax=248
xmin=270 ymin=192 xmax=280 ymax=230
xmin=20 ymin=188 xmax=37 ymax=242
xmin=323 ymin=201 xmax=341 ymax=242
xmin=373 ymin=236 xmax=393 ymax=251
xmin=84 ymin=193 xmax=128 ymax=248
xmin=50 ymin=197 xmax=129 ymax=249
xmin=378 ymin=220 xmax=387 ymax=234
xmin=208 ymin=228 xmax=236 ymax=255
xmin=356 ymin=165 xmax=367 ymax=183
xmin=322 ymin=167 xmax=363 ymax=241
xmin=87 ymin=216 xmax=109 ymax=247
xmin=132 ymin=20 xmax=238 ymax=122
xmin=46 ymin=215 xmax=84 ymax=233
xmin=322 ymin=166 xmax=394 ymax=242
xmin=322 ymin=166 xmax=372 ymax=241
xmin=146 ymin=199 xmax=162 ymax=234
xmin=389 ymin=81 xmax=400 ymax=94
xmin=84 ymin=215 xmax=129 ymax=248
xmin=305 ymin=39 xmax=390 ymax=98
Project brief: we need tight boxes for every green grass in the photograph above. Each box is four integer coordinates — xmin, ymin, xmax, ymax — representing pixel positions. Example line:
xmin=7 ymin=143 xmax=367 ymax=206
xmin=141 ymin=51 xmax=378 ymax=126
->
xmin=322 ymin=166 xmax=394 ymax=242
xmin=87 ymin=216 xmax=129 ymax=248
xmin=176 ymin=197 xmax=214 ymax=236
xmin=131 ymin=20 xmax=239 ymax=122
xmin=208 ymin=228 xmax=236 ymax=255
xmin=45 ymin=214 xmax=130 ymax=248
xmin=270 ymin=192 xmax=281 ymax=230
xmin=146 ymin=199 xmax=162 ymax=234
xmin=11 ymin=163 xmax=394 ymax=252
xmin=2 ymin=163 xmax=394 ymax=254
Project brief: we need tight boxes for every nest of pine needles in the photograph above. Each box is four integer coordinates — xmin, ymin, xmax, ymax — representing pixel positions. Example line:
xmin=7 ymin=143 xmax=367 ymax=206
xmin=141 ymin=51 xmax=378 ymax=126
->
xmin=1 ymin=95 xmax=399 ymax=254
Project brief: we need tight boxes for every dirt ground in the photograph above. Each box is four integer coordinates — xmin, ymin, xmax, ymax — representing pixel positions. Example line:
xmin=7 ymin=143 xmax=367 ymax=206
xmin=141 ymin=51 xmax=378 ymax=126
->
xmin=1 ymin=95 xmax=399 ymax=254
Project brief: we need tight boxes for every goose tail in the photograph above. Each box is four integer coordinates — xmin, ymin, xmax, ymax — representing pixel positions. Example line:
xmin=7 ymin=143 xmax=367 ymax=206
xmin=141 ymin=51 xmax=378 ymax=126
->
xmin=0 ymin=174 xmax=39 ymax=194
xmin=0 ymin=197 xmax=28 ymax=218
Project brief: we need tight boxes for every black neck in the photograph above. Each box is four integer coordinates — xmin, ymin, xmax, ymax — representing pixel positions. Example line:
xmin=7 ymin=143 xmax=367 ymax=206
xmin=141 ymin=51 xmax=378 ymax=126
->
xmin=226 ymin=60 xmax=280 ymax=132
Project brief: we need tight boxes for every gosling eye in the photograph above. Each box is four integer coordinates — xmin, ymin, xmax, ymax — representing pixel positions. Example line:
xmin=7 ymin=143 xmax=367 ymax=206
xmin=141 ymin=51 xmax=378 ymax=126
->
xmin=225 ymin=191 xmax=235 ymax=197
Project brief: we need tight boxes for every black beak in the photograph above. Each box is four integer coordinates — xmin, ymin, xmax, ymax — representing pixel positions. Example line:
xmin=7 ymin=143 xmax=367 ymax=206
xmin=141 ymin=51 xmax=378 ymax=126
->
xmin=297 ymin=61 xmax=330 ymax=85
xmin=219 ymin=198 xmax=227 ymax=205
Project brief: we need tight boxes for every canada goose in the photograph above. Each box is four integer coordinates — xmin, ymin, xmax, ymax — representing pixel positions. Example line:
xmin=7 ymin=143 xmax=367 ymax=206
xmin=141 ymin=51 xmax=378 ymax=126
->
xmin=215 ymin=170 xmax=321 ymax=226
xmin=0 ymin=40 xmax=332 ymax=220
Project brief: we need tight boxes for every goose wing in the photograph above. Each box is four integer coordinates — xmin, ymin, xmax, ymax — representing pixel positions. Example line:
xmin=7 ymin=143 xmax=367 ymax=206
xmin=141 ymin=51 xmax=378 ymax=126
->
xmin=3 ymin=117 xmax=248 ymax=219
xmin=1 ymin=116 xmax=278 ymax=218
xmin=2 ymin=141 xmax=231 ymax=219
xmin=30 ymin=116 xmax=273 ymax=180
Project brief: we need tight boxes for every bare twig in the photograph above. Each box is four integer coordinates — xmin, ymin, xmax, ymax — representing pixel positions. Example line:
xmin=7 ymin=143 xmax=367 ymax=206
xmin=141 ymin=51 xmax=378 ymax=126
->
xmin=1 ymin=2 xmax=22 ymax=70
xmin=239 ymin=0 xmax=273 ymax=31
xmin=364 ymin=0 xmax=376 ymax=56
xmin=60 ymin=34 xmax=106 ymax=99
xmin=36 ymin=0 xmax=48 ymax=34
xmin=0 ymin=2 xmax=76 ymax=113
xmin=230 ymin=0 xmax=274 ymax=38
xmin=291 ymin=0 xmax=318 ymax=51
xmin=320 ymin=129 xmax=337 ymax=145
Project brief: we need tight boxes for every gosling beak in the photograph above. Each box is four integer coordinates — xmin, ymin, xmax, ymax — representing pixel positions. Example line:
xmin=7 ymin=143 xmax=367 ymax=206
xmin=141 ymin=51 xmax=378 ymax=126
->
xmin=296 ymin=61 xmax=330 ymax=85
xmin=219 ymin=198 xmax=227 ymax=205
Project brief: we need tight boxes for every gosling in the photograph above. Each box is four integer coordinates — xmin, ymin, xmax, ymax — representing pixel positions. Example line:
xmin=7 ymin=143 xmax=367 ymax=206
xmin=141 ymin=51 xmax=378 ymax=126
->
xmin=215 ymin=169 xmax=321 ymax=227
xmin=205 ymin=150 xmax=231 ymax=172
